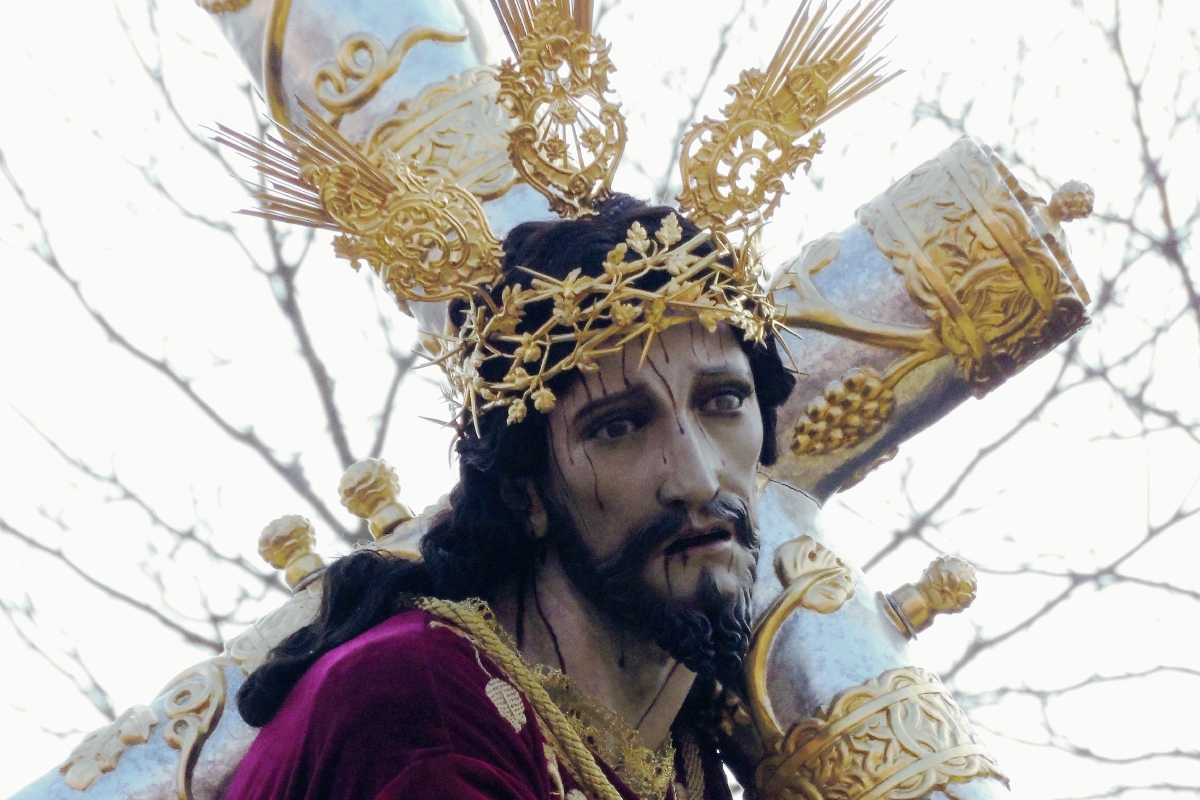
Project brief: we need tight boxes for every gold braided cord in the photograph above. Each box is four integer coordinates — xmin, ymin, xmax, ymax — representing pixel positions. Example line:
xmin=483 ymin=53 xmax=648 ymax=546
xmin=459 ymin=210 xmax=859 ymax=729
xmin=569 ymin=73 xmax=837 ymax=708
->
xmin=414 ymin=597 xmax=626 ymax=800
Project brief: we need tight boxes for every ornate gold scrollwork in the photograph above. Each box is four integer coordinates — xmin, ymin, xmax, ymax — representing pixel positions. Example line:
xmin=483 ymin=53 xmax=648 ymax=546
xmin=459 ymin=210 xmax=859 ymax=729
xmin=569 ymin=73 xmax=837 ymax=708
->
xmin=258 ymin=514 xmax=325 ymax=589
xmin=59 ymin=705 xmax=158 ymax=790
xmin=162 ymin=660 xmax=227 ymax=800
xmin=857 ymin=137 xmax=1089 ymax=392
xmin=495 ymin=2 xmax=626 ymax=216
xmin=747 ymin=536 xmax=856 ymax=740
xmin=755 ymin=667 xmax=1005 ymax=800
xmin=313 ymin=28 xmax=470 ymax=127
xmin=363 ymin=66 xmax=519 ymax=201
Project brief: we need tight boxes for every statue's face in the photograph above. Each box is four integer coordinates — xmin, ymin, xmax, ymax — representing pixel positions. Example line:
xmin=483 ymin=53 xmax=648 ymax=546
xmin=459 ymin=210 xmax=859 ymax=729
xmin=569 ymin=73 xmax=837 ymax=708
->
xmin=545 ymin=319 xmax=762 ymax=609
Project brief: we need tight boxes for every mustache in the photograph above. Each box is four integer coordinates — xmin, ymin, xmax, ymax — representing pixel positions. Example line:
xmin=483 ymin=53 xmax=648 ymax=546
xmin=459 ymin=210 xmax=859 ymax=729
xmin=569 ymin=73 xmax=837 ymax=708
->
xmin=593 ymin=497 xmax=758 ymax=584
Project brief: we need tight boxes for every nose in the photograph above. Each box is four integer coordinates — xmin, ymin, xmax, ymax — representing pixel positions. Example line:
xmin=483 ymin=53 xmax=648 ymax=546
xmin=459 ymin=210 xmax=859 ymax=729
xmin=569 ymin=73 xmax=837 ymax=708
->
xmin=656 ymin=416 xmax=721 ymax=508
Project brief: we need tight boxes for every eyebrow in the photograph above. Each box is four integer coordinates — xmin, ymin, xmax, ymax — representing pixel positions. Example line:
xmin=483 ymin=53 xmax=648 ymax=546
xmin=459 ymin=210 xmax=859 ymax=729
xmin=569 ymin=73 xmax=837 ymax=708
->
xmin=569 ymin=365 xmax=754 ymax=426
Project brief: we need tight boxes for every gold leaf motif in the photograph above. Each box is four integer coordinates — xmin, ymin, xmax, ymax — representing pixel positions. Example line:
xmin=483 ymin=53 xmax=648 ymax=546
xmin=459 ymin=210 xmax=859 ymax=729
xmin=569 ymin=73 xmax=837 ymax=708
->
xmin=857 ymin=137 xmax=1088 ymax=392
xmin=59 ymin=705 xmax=158 ymax=791
xmin=772 ymin=535 xmax=856 ymax=613
xmin=486 ymin=677 xmax=528 ymax=733
xmin=754 ymin=667 xmax=1005 ymax=800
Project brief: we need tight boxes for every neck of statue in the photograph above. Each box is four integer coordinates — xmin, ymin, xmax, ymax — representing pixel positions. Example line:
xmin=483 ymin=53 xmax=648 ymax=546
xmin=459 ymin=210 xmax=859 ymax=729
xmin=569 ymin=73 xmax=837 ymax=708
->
xmin=491 ymin=548 xmax=696 ymax=751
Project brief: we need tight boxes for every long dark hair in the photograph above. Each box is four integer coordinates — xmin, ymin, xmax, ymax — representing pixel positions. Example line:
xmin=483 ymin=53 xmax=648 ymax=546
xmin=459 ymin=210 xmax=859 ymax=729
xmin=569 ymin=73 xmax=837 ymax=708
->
xmin=236 ymin=195 xmax=796 ymax=726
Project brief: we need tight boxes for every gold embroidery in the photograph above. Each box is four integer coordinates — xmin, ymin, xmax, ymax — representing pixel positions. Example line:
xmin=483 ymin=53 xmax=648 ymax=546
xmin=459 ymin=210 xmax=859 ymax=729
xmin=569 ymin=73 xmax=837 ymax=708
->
xmin=59 ymin=705 xmax=158 ymax=790
xmin=486 ymin=678 xmax=528 ymax=733
xmin=412 ymin=596 xmax=675 ymax=800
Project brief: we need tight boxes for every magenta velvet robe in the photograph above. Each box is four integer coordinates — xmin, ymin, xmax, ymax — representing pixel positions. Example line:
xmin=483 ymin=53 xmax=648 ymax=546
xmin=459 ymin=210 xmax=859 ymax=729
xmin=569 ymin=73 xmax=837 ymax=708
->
xmin=224 ymin=610 xmax=733 ymax=800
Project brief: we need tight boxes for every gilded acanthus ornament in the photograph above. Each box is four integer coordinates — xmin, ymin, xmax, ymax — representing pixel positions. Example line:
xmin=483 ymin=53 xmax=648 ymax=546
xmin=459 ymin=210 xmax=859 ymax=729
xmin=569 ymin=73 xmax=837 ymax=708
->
xmin=747 ymin=537 xmax=857 ymax=742
xmin=755 ymin=667 xmax=1005 ymax=800
xmin=58 ymin=705 xmax=158 ymax=790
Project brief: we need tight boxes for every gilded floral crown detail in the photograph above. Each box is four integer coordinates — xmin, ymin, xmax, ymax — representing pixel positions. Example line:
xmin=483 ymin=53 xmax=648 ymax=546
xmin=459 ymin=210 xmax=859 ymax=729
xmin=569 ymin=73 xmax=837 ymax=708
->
xmin=442 ymin=214 xmax=778 ymax=426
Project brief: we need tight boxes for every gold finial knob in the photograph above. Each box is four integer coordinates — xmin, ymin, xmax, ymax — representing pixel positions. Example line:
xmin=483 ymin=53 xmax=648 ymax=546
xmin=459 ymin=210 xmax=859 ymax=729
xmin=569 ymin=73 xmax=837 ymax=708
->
xmin=259 ymin=515 xmax=325 ymax=590
xmin=883 ymin=555 xmax=977 ymax=639
xmin=1048 ymin=179 xmax=1095 ymax=223
xmin=338 ymin=458 xmax=413 ymax=540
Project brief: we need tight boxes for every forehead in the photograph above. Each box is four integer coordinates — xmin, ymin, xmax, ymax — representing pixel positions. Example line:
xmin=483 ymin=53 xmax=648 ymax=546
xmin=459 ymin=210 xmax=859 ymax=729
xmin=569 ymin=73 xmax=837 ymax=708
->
xmin=563 ymin=320 xmax=750 ymax=407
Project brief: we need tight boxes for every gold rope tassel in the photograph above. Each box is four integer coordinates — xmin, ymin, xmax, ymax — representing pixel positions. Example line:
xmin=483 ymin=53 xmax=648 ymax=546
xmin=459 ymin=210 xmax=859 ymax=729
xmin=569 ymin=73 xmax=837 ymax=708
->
xmin=416 ymin=597 xmax=624 ymax=800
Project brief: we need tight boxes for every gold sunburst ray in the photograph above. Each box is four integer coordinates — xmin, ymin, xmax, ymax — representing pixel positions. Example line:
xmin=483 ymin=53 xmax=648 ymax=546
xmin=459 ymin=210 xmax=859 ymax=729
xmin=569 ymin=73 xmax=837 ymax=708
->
xmin=765 ymin=0 xmax=900 ymax=119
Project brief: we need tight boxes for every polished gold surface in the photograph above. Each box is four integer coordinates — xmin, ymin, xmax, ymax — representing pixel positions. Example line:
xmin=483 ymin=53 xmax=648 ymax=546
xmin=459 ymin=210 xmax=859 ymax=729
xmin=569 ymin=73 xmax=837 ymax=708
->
xmin=216 ymin=104 xmax=506 ymax=307
xmin=494 ymin=0 xmax=624 ymax=217
xmin=194 ymin=0 xmax=251 ymax=13
xmin=754 ymin=667 xmax=1005 ymax=800
xmin=884 ymin=555 xmax=977 ymax=638
xmin=748 ymin=536 xmax=856 ymax=741
xmin=678 ymin=0 xmax=898 ymax=235
xmin=58 ymin=705 xmax=158 ymax=791
xmin=338 ymin=458 xmax=414 ymax=540
xmin=363 ymin=66 xmax=518 ymax=200
xmin=857 ymin=138 xmax=1090 ymax=392
xmin=162 ymin=661 xmax=226 ymax=800
xmin=313 ymin=28 xmax=470 ymax=127
xmin=258 ymin=514 xmax=326 ymax=590
xmin=448 ymin=215 xmax=776 ymax=426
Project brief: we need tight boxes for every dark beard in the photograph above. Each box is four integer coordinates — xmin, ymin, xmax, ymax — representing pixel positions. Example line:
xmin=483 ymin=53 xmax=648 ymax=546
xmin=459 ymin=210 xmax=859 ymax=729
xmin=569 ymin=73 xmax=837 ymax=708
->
xmin=542 ymin=495 xmax=758 ymax=687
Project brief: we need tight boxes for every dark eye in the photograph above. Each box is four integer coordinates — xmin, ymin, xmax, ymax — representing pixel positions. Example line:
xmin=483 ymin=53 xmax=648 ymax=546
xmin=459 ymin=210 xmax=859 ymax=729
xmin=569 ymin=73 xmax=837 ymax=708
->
xmin=588 ymin=417 xmax=640 ymax=442
xmin=700 ymin=388 xmax=749 ymax=414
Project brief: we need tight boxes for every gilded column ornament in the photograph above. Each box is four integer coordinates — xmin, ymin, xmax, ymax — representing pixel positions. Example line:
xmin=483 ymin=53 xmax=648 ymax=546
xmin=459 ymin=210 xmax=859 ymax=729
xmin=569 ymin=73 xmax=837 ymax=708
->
xmin=162 ymin=661 xmax=227 ymax=800
xmin=883 ymin=555 xmax=977 ymax=639
xmin=313 ymin=28 xmax=471 ymax=127
xmin=58 ymin=705 xmax=158 ymax=790
xmin=755 ymin=667 xmax=1005 ymax=800
xmin=258 ymin=515 xmax=325 ymax=590
xmin=339 ymin=458 xmax=414 ymax=540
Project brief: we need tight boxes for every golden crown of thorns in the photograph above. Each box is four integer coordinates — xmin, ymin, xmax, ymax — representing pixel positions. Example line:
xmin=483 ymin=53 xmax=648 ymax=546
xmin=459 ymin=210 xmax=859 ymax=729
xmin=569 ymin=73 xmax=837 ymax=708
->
xmin=218 ymin=0 xmax=898 ymax=427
